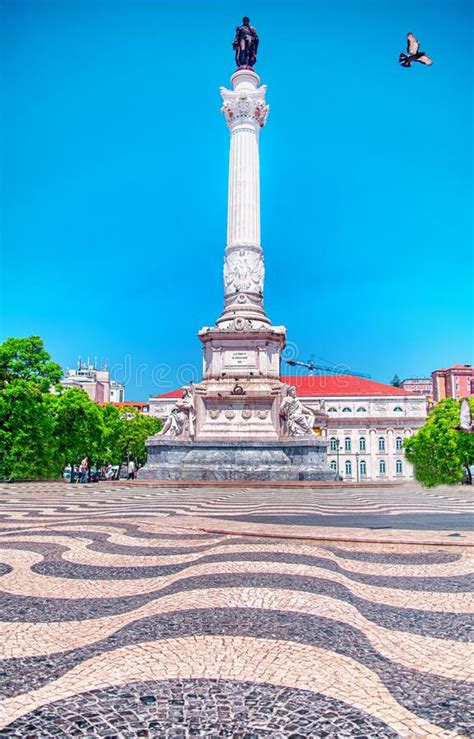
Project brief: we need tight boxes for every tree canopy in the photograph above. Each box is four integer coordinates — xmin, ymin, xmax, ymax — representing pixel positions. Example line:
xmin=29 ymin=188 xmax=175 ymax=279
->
xmin=404 ymin=398 xmax=474 ymax=487
xmin=54 ymin=388 xmax=106 ymax=469
xmin=115 ymin=407 xmax=161 ymax=465
xmin=0 ymin=335 xmax=161 ymax=480
xmin=0 ymin=336 xmax=62 ymax=390
xmin=0 ymin=379 xmax=60 ymax=479
xmin=97 ymin=405 xmax=161 ymax=465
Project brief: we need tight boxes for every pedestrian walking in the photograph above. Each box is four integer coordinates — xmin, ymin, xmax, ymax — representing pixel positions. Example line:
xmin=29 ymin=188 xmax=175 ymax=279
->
xmin=127 ymin=460 xmax=135 ymax=480
xmin=79 ymin=457 xmax=88 ymax=484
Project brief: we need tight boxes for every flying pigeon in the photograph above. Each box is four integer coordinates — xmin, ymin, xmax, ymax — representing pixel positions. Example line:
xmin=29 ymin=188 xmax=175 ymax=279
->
xmin=458 ymin=399 xmax=474 ymax=433
xmin=399 ymin=33 xmax=433 ymax=67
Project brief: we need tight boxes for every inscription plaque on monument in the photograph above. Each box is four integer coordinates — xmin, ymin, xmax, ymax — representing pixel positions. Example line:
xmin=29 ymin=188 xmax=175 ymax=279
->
xmin=224 ymin=350 xmax=257 ymax=369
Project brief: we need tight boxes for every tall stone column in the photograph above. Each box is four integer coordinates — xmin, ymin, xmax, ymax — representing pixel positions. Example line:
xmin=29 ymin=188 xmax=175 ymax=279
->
xmin=217 ymin=69 xmax=270 ymax=329
xmin=139 ymin=47 xmax=336 ymax=480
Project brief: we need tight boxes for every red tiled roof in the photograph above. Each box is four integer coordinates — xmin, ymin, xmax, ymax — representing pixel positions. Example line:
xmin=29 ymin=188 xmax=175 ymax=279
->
xmin=152 ymin=389 xmax=182 ymax=399
xmin=98 ymin=401 xmax=149 ymax=407
xmin=153 ymin=376 xmax=418 ymax=399
xmin=280 ymin=375 xmax=418 ymax=397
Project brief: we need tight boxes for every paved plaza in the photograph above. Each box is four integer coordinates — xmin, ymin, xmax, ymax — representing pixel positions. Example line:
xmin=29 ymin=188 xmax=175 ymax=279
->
xmin=0 ymin=482 xmax=472 ymax=737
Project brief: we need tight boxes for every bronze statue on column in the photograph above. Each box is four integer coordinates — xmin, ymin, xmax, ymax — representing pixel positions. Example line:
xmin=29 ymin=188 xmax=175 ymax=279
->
xmin=233 ymin=17 xmax=259 ymax=68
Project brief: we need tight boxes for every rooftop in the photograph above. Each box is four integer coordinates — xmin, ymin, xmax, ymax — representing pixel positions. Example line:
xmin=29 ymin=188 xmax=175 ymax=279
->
xmin=432 ymin=364 xmax=473 ymax=373
xmin=152 ymin=375 xmax=419 ymax=399
xmin=401 ymin=377 xmax=431 ymax=382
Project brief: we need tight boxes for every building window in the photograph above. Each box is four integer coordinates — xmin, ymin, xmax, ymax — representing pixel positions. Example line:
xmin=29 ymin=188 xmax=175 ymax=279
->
xmin=360 ymin=460 xmax=367 ymax=476
xmin=328 ymin=407 xmax=337 ymax=413
xmin=359 ymin=437 xmax=366 ymax=452
xmin=393 ymin=406 xmax=403 ymax=412
xmin=344 ymin=437 xmax=351 ymax=452
xmin=330 ymin=437 xmax=338 ymax=451
xmin=356 ymin=406 xmax=367 ymax=412
xmin=396 ymin=460 xmax=403 ymax=474
xmin=342 ymin=407 xmax=352 ymax=413
xmin=345 ymin=461 xmax=352 ymax=476
xmin=378 ymin=437 xmax=385 ymax=452
xmin=379 ymin=460 xmax=386 ymax=474
xmin=330 ymin=460 xmax=337 ymax=471
xmin=396 ymin=436 xmax=403 ymax=450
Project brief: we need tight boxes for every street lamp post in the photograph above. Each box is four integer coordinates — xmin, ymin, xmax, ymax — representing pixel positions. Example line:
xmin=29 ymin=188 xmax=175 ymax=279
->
xmin=336 ymin=438 xmax=340 ymax=479
xmin=356 ymin=451 xmax=360 ymax=483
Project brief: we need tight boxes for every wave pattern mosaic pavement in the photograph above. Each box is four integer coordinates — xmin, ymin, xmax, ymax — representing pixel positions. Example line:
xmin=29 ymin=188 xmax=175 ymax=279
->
xmin=0 ymin=481 xmax=472 ymax=738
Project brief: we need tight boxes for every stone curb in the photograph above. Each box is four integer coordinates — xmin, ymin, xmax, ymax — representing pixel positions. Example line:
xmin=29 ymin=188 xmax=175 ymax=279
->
xmin=114 ymin=480 xmax=402 ymax=489
xmin=190 ymin=525 xmax=474 ymax=548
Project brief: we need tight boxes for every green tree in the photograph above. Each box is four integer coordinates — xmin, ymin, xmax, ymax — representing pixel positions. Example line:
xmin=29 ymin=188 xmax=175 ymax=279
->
xmin=99 ymin=404 xmax=124 ymax=465
xmin=391 ymin=374 xmax=401 ymax=387
xmin=55 ymin=388 xmax=105 ymax=474
xmin=0 ymin=380 xmax=60 ymax=479
xmin=0 ymin=336 xmax=164 ymax=481
xmin=404 ymin=398 xmax=474 ymax=487
xmin=0 ymin=336 xmax=62 ymax=391
xmin=117 ymin=407 xmax=161 ymax=466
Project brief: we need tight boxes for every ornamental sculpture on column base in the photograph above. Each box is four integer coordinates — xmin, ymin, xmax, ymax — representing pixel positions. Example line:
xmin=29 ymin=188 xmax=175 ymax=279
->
xmin=139 ymin=21 xmax=336 ymax=481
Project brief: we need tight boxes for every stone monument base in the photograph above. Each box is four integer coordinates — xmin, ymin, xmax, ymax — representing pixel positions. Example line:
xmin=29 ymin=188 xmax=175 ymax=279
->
xmin=138 ymin=437 xmax=336 ymax=482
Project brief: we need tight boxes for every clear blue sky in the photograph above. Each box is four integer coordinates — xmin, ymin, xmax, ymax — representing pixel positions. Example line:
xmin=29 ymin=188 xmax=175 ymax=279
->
xmin=1 ymin=0 xmax=472 ymax=399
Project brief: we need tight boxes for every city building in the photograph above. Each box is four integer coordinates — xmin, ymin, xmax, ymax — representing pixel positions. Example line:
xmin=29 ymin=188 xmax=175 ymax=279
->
xmin=400 ymin=377 xmax=433 ymax=398
xmin=149 ymin=375 xmax=426 ymax=482
xmin=431 ymin=364 xmax=474 ymax=402
xmin=109 ymin=381 xmax=125 ymax=403
xmin=60 ymin=359 xmax=125 ymax=403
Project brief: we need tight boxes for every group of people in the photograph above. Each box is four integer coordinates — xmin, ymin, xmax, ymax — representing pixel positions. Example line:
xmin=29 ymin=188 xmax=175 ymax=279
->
xmin=67 ymin=458 xmax=139 ymax=483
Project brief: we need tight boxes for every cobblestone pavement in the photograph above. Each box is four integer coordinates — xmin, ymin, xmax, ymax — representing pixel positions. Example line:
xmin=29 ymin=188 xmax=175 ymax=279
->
xmin=0 ymin=482 xmax=472 ymax=737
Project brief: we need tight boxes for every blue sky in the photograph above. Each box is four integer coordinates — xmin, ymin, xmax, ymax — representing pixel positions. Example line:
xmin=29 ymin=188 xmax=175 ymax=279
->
xmin=1 ymin=0 xmax=472 ymax=399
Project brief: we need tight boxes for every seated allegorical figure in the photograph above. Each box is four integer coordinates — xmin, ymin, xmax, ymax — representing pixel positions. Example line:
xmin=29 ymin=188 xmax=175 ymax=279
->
xmin=280 ymin=385 xmax=315 ymax=437
xmin=160 ymin=386 xmax=196 ymax=439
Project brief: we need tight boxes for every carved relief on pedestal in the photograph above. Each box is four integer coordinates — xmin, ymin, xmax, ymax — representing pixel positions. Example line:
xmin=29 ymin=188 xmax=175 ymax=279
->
xmin=242 ymin=404 xmax=252 ymax=420
xmin=231 ymin=317 xmax=252 ymax=332
xmin=224 ymin=249 xmax=264 ymax=296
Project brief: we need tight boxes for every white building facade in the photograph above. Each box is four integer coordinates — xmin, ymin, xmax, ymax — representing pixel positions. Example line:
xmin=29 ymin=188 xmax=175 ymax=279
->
xmin=61 ymin=360 xmax=125 ymax=404
xmin=318 ymin=395 xmax=425 ymax=482
xmin=148 ymin=375 xmax=426 ymax=483
xmin=284 ymin=375 xmax=426 ymax=482
xmin=109 ymin=381 xmax=125 ymax=403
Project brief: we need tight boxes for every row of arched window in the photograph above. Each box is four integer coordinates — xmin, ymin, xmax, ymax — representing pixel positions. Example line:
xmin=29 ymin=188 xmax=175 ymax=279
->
xmin=327 ymin=407 xmax=404 ymax=413
xmin=329 ymin=436 xmax=404 ymax=452
xmin=330 ymin=460 xmax=403 ymax=475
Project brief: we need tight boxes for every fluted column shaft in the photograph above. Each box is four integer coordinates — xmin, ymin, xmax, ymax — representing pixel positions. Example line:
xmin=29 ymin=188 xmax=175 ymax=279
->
xmin=217 ymin=69 xmax=269 ymax=329
xmin=227 ymin=124 xmax=260 ymax=246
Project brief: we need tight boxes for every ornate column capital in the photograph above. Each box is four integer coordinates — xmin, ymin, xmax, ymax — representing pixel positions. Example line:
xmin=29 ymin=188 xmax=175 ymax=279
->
xmin=220 ymin=69 xmax=269 ymax=131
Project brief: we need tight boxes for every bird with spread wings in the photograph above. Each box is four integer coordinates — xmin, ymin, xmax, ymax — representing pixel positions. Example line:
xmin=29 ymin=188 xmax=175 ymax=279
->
xmin=399 ymin=33 xmax=433 ymax=68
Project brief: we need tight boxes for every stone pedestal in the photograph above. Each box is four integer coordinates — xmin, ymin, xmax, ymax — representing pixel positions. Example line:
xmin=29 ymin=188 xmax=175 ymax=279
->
xmin=140 ymin=437 xmax=334 ymax=481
